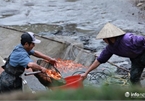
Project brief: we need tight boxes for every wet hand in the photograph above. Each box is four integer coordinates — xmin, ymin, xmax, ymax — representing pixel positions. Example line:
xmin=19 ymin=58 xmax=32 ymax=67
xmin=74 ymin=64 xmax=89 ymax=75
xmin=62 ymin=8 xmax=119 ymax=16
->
xmin=49 ymin=58 xmax=57 ymax=67
xmin=81 ymin=73 xmax=87 ymax=80
xmin=44 ymin=58 xmax=57 ymax=67
xmin=41 ymin=67 xmax=47 ymax=73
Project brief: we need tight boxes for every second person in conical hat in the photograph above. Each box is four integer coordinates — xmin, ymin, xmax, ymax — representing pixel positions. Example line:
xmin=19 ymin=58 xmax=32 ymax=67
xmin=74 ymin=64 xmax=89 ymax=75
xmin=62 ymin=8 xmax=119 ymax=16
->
xmin=96 ymin=22 xmax=125 ymax=39
xmin=81 ymin=22 xmax=145 ymax=86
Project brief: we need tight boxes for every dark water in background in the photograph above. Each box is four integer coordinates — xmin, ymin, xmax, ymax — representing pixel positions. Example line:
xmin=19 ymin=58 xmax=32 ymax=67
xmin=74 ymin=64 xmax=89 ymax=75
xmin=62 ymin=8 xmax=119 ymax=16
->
xmin=0 ymin=0 xmax=145 ymax=35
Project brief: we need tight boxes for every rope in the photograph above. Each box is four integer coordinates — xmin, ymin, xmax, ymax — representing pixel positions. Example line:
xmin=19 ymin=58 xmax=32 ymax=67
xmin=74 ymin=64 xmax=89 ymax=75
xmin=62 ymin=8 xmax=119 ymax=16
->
xmin=107 ymin=61 xmax=130 ymax=72
xmin=0 ymin=25 xmax=24 ymax=32
xmin=95 ymin=54 xmax=130 ymax=72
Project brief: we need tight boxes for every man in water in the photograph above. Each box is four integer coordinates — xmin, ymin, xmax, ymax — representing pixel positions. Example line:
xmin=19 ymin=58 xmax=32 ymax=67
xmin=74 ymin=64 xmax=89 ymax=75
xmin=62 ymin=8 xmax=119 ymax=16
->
xmin=0 ymin=32 xmax=57 ymax=93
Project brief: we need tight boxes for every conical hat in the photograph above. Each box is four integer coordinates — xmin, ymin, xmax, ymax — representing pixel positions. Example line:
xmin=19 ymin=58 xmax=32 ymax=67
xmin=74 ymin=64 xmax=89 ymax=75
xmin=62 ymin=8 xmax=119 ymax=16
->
xmin=96 ymin=23 xmax=125 ymax=39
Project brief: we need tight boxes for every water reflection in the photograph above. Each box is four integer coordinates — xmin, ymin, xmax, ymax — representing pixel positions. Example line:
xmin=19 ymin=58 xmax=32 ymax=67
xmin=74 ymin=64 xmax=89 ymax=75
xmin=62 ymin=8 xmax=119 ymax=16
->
xmin=8 ymin=24 xmax=63 ymax=34
xmin=7 ymin=23 xmax=94 ymax=35
xmin=65 ymin=0 xmax=79 ymax=2
xmin=1 ymin=10 xmax=19 ymax=18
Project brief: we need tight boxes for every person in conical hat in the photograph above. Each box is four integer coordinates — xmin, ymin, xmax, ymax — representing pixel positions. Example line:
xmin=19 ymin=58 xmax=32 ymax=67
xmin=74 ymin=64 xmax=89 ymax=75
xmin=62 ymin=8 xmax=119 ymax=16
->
xmin=81 ymin=22 xmax=145 ymax=86
xmin=96 ymin=22 xmax=125 ymax=39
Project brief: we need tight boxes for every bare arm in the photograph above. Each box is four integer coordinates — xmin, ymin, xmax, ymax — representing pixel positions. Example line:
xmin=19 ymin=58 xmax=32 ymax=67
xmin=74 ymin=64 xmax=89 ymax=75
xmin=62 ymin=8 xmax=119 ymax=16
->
xmin=28 ymin=62 xmax=46 ymax=73
xmin=33 ymin=50 xmax=57 ymax=66
xmin=33 ymin=51 xmax=52 ymax=61
xmin=82 ymin=59 xmax=100 ymax=80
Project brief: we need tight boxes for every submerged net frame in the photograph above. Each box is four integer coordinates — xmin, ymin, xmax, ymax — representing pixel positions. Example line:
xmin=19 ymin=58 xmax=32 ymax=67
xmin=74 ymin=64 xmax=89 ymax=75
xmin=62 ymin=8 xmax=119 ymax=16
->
xmin=72 ymin=69 xmax=130 ymax=87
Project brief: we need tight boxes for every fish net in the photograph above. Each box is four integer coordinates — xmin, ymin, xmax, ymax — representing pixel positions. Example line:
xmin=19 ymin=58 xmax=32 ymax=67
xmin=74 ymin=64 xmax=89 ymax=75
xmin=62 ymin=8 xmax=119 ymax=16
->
xmin=34 ymin=37 xmax=96 ymax=67
xmin=32 ymin=59 xmax=66 ymax=87
xmin=60 ymin=44 xmax=96 ymax=67
xmin=33 ymin=37 xmax=96 ymax=77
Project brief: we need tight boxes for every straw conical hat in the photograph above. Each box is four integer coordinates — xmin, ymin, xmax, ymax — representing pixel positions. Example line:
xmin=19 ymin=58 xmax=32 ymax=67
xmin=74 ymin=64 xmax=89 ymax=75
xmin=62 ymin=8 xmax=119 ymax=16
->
xmin=96 ymin=23 xmax=125 ymax=39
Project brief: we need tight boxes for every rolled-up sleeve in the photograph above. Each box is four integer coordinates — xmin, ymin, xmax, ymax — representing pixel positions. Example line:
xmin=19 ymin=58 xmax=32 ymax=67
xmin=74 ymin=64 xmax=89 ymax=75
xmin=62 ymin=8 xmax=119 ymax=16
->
xmin=97 ymin=46 xmax=113 ymax=63
xmin=29 ymin=50 xmax=35 ymax=55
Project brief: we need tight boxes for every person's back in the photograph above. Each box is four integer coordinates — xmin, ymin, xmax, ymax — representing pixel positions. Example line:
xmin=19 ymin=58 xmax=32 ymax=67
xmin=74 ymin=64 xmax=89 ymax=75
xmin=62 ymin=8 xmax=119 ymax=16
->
xmin=81 ymin=23 xmax=145 ymax=86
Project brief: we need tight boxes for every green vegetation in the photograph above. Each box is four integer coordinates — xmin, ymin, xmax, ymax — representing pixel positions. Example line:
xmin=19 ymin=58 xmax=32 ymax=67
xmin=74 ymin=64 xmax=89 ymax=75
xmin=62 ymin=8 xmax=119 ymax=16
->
xmin=1 ymin=72 xmax=145 ymax=100
xmin=0 ymin=85 xmax=144 ymax=100
xmin=37 ymin=85 xmax=145 ymax=100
